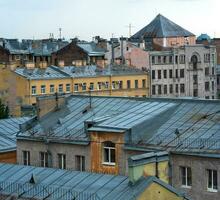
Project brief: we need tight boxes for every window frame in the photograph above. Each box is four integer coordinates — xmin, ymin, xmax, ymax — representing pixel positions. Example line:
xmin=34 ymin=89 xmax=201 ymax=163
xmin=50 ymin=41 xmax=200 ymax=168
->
xmin=58 ymin=153 xmax=66 ymax=169
xmin=180 ymin=166 xmax=192 ymax=188
xmin=207 ymin=169 xmax=218 ymax=192
xmin=23 ymin=150 xmax=30 ymax=166
xmin=75 ymin=155 xmax=85 ymax=171
xmin=103 ymin=141 xmax=116 ymax=166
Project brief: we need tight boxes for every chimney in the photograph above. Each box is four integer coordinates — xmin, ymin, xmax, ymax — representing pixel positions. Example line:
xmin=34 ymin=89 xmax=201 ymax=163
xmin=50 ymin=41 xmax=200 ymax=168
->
xmin=110 ymin=38 xmax=115 ymax=65
xmin=36 ymin=94 xmax=66 ymax=119
xmin=128 ymin=151 xmax=169 ymax=185
xmin=120 ymin=37 xmax=125 ymax=65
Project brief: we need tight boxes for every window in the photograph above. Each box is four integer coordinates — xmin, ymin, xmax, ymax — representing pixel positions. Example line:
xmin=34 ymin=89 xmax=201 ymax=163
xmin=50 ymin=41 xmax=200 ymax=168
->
xmin=104 ymin=82 xmax=109 ymax=89
xmin=176 ymin=84 xmax=179 ymax=93
xmin=58 ymin=84 xmax=63 ymax=93
xmin=152 ymin=85 xmax=156 ymax=95
xmin=158 ymin=56 xmax=161 ymax=64
xmin=163 ymin=56 xmax=166 ymax=64
xmin=74 ymin=84 xmax=79 ymax=92
xmin=50 ymin=85 xmax=54 ymax=93
xmin=41 ymin=85 xmax=46 ymax=94
xmin=204 ymin=54 xmax=210 ymax=63
xmin=212 ymin=81 xmax=215 ymax=91
xmin=23 ymin=151 xmax=30 ymax=166
xmin=90 ymin=83 xmax=94 ymax=91
xmin=75 ymin=155 xmax=85 ymax=171
xmin=212 ymin=67 xmax=215 ymax=75
xmin=97 ymin=82 xmax=102 ymax=90
xmin=158 ymin=70 xmax=161 ymax=79
xmin=40 ymin=152 xmax=48 ymax=167
xmin=31 ymin=86 xmax=36 ymax=95
xmin=193 ymin=75 xmax=198 ymax=84
xmin=205 ymin=67 xmax=209 ymax=76
xmin=169 ymin=69 xmax=173 ymax=78
xmin=180 ymin=69 xmax=184 ymax=78
xmin=175 ymin=69 xmax=178 ymax=78
xmin=205 ymin=96 xmax=210 ymax=99
xmin=158 ymin=85 xmax=162 ymax=95
xmin=193 ymin=89 xmax=198 ymax=97
xmin=152 ymin=70 xmax=155 ymax=79
xmin=66 ymin=84 xmax=71 ymax=93
xmin=135 ymin=80 xmax=138 ymax=89
xmin=211 ymin=54 xmax=215 ymax=64
xmin=58 ymin=154 xmax=66 ymax=169
xmin=82 ymin=83 xmax=87 ymax=91
xmin=207 ymin=169 xmax=218 ymax=192
xmin=169 ymin=56 xmax=173 ymax=63
xmin=112 ymin=81 xmax=116 ymax=89
xmin=191 ymin=55 xmax=198 ymax=70
xmin=142 ymin=79 xmax=146 ymax=88
xmin=180 ymin=55 xmax=185 ymax=64
xmin=152 ymin=56 xmax=155 ymax=64
xmin=205 ymin=82 xmax=210 ymax=91
xmin=180 ymin=167 xmax=192 ymax=187
xmin=169 ymin=84 xmax=173 ymax=94
xmin=127 ymin=80 xmax=131 ymax=89
xmin=175 ymin=55 xmax=178 ymax=64
xmin=164 ymin=85 xmax=167 ymax=94
xmin=117 ymin=81 xmax=122 ymax=89
xmin=163 ymin=70 xmax=167 ymax=79
xmin=180 ymin=84 xmax=185 ymax=93
xmin=103 ymin=141 xmax=115 ymax=165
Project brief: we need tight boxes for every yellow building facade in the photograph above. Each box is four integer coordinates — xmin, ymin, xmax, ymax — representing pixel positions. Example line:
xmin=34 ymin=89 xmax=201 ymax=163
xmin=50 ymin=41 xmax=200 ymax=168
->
xmin=5 ymin=65 xmax=149 ymax=116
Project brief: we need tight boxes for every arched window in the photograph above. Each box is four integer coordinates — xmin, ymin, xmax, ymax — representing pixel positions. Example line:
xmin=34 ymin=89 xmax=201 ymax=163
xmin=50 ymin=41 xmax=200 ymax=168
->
xmin=191 ymin=55 xmax=198 ymax=70
xmin=103 ymin=141 xmax=115 ymax=165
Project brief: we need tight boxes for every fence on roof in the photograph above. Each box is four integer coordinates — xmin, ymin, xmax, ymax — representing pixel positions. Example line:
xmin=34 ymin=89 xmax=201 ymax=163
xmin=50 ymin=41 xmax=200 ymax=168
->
xmin=0 ymin=181 xmax=101 ymax=200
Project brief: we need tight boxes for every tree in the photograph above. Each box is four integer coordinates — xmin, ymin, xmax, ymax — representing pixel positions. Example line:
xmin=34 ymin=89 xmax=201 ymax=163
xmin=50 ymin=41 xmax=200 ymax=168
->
xmin=0 ymin=99 xmax=9 ymax=119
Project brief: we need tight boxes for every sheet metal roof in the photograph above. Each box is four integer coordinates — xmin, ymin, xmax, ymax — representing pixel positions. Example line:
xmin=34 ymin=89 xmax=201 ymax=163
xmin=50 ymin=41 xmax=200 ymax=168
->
xmin=77 ymin=42 xmax=105 ymax=56
xmin=0 ymin=117 xmax=30 ymax=152
xmin=14 ymin=65 xmax=146 ymax=80
xmin=17 ymin=96 xmax=220 ymax=152
xmin=0 ymin=39 xmax=68 ymax=55
xmin=0 ymin=163 xmax=189 ymax=200
xmin=131 ymin=14 xmax=195 ymax=40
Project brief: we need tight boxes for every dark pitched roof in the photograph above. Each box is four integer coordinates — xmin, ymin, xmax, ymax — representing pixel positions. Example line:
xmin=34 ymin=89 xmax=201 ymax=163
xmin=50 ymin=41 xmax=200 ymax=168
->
xmin=0 ymin=163 xmax=190 ymax=200
xmin=131 ymin=14 xmax=195 ymax=40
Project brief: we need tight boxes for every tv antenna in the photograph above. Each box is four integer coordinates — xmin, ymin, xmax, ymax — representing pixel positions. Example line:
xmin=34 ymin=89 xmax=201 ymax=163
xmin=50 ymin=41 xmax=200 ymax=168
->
xmin=59 ymin=28 xmax=62 ymax=40
xmin=125 ymin=23 xmax=135 ymax=37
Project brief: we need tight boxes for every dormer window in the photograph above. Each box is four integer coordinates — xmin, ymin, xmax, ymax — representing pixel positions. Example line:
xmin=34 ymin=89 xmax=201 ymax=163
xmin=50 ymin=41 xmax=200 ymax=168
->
xmin=103 ymin=141 xmax=115 ymax=165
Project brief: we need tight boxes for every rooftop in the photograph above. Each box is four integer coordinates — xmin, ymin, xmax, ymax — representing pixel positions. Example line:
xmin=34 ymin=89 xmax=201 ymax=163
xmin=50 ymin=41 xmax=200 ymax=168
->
xmin=0 ymin=163 xmax=188 ymax=200
xmin=17 ymin=96 xmax=220 ymax=152
xmin=14 ymin=65 xmax=147 ymax=80
xmin=77 ymin=42 xmax=106 ymax=56
xmin=131 ymin=14 xmax=195 ymax=40
xmin=0 ymin=117 xmax=30 ymax=152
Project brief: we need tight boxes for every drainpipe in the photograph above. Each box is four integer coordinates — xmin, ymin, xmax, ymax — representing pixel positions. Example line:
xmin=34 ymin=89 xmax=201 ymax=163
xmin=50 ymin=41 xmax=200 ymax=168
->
xmin=155 ymin=155 xmax=159 ymax=178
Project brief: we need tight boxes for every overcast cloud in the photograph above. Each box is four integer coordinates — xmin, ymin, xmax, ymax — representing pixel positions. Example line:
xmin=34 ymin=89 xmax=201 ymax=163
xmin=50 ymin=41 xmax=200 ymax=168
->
xmin=0 ymin=0 xmax=218 ymax=40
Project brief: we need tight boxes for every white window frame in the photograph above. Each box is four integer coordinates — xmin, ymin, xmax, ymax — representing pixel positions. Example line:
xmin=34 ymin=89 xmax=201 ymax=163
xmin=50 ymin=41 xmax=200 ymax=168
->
xmin=82 ymin=83 xmax=87 ymax=91
xmin=41 ymin=85 xmax=46 ymax=94
xmin=74 ymin=84 xmax=79 ymax=92
xmin=23 ymin=151 xmax=30 ymax=166
xmin=207 ymin=169 xmax=218 ymax=192
xmin=89 ymin=83 xmax=94 ymax=91
xmin=58 ymin=154 xmax=66 ymax=169
xmin=97 ymin=82 xmax=102 ymax=90
xmin=75 ymin=155 xmax=85 ymax=171
xmin=50 ymin=84 xmax=55 ymax=93
xmin=103 ymin=142 xmax=116 ymax=166
xmin=58 ymin=84 xmax=63 ymax=93
xmin=180 ymin=166 xmax=192 ymax=188
xmin=40 ymin=152 xmax=48 ymax=168
xmin=66 ymin=84 xmax=71 ymax=93
xmin=31 ymin=86 xmax=36 ymax=95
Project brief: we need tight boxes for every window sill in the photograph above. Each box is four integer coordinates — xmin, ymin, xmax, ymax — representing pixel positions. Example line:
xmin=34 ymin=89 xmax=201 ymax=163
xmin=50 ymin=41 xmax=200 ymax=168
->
xmin=207 ymin=189 xmax=218 ymax=193
xmin=181 ymin=185 xmax=192 ymax=189
xmin=102 ymin=162 xmax=116 ymax=166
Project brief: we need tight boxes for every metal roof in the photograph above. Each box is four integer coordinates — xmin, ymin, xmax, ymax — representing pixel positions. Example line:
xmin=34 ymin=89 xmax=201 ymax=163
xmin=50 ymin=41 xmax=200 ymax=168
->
xmin=77 ymin=42 xmax=105 ymax=56
xmin=0 ymin=163 xmax=189 ymax=200
xmin=17 ymin=96 xmax=220 ymax=153
xmin=14 ymin=65 xmax=147 ymax=80
xmin=0 ymin=117 xmax=30 ymax=152
xmin=131 ymin=14 xmax=195 ymax=40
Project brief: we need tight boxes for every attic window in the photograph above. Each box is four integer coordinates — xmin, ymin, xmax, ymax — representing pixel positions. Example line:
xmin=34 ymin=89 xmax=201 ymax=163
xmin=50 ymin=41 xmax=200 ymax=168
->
xmin=103 ymin=141 xmax=115 ymax=166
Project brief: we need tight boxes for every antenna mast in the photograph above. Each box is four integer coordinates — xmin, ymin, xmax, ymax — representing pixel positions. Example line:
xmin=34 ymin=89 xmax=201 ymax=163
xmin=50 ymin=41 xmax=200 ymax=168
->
xmin=59 ymin=28 xmax=62 ymax=40
xmin=125 ymin=23 xmax=135 ymax=37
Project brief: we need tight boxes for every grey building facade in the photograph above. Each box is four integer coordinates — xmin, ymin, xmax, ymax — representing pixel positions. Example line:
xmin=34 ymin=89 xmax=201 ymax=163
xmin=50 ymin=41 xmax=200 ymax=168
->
xmin=150 ymin=45 xmax=217 ymax=99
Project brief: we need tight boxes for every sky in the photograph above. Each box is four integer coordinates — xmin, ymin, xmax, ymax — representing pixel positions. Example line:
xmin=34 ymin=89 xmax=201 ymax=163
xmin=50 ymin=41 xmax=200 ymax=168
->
xmin=0 ymin=0 xmax=218 ymax=41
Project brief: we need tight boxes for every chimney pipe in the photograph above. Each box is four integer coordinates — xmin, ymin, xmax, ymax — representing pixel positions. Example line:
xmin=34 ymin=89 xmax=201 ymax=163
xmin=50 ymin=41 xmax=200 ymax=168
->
xmin=111 ymin=39 xmax=115 ymax=65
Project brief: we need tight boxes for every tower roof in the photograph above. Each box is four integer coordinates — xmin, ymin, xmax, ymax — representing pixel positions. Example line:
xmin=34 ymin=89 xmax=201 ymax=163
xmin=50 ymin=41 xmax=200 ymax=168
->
xmin=131 ymin=14 xmax=195 ymax=40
